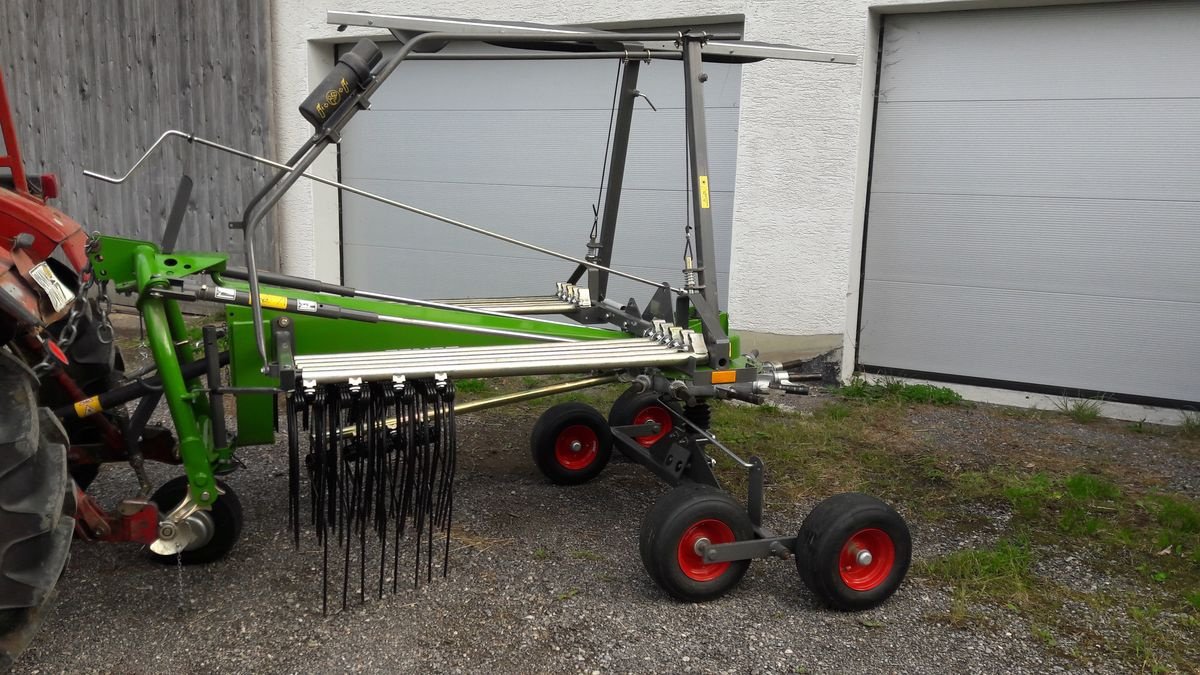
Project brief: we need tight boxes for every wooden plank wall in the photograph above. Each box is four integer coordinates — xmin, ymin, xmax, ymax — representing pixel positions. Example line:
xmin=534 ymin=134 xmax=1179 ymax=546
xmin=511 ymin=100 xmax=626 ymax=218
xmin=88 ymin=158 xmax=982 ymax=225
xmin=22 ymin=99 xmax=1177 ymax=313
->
xmin=0 ymin=0 xmax=276 ymax=269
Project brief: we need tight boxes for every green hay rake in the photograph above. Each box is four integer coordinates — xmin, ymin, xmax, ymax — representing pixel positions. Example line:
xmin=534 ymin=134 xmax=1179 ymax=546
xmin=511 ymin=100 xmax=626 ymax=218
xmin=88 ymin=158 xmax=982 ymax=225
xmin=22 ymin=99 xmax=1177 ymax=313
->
xmin=1 ymin=11 xmax=913 ymax=664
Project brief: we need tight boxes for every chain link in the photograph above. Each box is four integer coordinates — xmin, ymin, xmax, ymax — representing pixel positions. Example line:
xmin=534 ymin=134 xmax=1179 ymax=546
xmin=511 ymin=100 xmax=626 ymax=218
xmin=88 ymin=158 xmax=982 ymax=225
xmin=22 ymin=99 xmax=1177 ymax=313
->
xmin=31 ymin=236 xmax=111 ymax=377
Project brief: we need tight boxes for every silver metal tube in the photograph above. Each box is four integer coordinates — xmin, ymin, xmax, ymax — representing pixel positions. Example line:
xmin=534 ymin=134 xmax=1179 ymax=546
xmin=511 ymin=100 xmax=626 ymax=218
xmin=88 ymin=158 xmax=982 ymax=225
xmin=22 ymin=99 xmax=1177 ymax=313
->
xmin=449 ymin=303 xmax=575 ymax=314
xmin=293 ymin=337 xmax=660 ymax=366
xmin=453 ymin=375 xmax=619 ymax=413
xmin=83 ymin=131 xmax=681 ymax=294
xmin=373 ymin=314 xmax=574 ymax=343
xmin=337 ymin=374 xmax=619 ymax=437
xmin=351 ymin=289 xmax=574 ymax=325
xmin=221 ymin=267 xmax=586 ymax=328
xmin=406 ymin=52 xmax=682 ymax=61
xmin=299 ymin=350 xmax=694 ymax=383
xmin=297 ymin=347 xmax=679 ymax=376
xmin=297 ymin=346 xmax=679 ymax=373
xmin=436 ymin=296 xmax=563 ymax=303
xmin=665 ymin=404 xmax=752 ymax=469
xmin=297 ymin=344 xmax=681 ymax=370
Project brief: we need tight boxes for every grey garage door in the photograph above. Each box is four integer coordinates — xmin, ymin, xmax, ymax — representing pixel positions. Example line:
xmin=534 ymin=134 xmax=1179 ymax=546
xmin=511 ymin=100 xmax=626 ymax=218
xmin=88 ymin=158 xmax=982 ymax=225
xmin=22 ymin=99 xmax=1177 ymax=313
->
xmin=338 ymin=39 xmax=741 ymax=309
xmin=857 ymin=1 xmax=1200 ymax=406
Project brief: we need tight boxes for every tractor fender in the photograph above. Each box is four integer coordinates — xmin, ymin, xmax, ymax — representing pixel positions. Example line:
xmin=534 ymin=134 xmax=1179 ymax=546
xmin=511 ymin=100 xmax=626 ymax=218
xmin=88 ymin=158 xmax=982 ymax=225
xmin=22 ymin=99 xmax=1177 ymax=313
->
xmin=0 ymin=246 xmax=52 ymax=329
xmin=0 ymin=187 xmax=88 ymax=274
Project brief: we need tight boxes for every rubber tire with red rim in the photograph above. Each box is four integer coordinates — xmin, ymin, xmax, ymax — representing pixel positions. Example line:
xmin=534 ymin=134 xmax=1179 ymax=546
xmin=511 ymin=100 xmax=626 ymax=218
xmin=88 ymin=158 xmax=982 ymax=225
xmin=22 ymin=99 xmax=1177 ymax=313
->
xmin=793 ymin=492 xmax=911 ymax=611
xmin=146 ymin=476 xmax=243 ymax=565
xmin=639 ymin=484 xmax=753 ymax=602
xmin=607 ymin=389 xmax=680 ymax=459
xmin=529 ymin=402 xmax=612 ymax=485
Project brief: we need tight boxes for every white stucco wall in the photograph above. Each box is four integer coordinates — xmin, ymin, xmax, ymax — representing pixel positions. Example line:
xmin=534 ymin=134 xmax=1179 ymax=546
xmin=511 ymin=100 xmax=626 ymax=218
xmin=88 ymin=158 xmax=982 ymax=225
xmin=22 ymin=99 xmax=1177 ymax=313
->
xmin=267 ymin=0 xmax=1087 ymax=337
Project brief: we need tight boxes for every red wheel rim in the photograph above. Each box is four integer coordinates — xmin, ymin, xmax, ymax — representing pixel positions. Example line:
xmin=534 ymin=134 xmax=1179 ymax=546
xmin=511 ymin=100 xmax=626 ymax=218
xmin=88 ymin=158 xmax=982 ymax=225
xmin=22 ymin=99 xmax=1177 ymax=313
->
xmin=632 ymin=405 xmax=672 ymax=447
xmin=554 ymin=424 xmax=599 ymax=471
xmin=838 ymin=528 xmax=896 ymax=591
xmin=676 ymin=518 xmax=735 ymax=582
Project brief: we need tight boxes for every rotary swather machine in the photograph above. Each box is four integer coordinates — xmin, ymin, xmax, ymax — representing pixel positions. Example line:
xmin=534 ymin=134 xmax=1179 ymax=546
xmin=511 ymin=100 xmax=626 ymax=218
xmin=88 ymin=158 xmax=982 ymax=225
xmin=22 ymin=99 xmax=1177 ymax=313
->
xmin=0 ymin=12 xmax=912 ymax=666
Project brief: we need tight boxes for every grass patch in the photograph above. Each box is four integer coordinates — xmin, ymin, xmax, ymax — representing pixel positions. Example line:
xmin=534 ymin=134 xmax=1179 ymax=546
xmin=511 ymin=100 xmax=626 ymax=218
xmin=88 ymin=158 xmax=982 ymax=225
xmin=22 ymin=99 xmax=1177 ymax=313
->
xmin=1185 ymin=590 xmax=1200 ymax=611
xmin=456 ymin=378 xmax=490 ymax=394
xmin=920 ymin=538 xmax=1034 ymax=600
xmin=1002 ymin=473 xmax=1055 ymax=519
xmin=1053 ymin=397 xmax=1103 ymax=424
xmin=838 ymin=377 xmax=962 ymax=405
xmin=1180 ymin=412 xmax=1200 ymax=440
xmin=1126 ymin=419 xmax=1155 ymax=435
xmin=1144 ymin=494 xmax=1200 ymax=542
xmin=1064 ymin=473 xmax=1120 ymax=501
xmin=818 ymin=402 xmax=853 ymax=421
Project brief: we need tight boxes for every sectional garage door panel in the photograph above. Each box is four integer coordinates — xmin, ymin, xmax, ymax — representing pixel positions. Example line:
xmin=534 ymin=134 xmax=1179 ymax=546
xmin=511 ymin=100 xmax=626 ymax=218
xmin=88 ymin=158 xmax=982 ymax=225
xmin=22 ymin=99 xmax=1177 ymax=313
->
xmin=860 ymin=282 xmax=1200 ymax=402
xmin=870 ymin=99 xmax=1200 ymax=202
xmin=865 ymin=194 xmax=1200 ymax=304
xmin=877 ymin=2 xmax=1200 ymax=101
xmin=339 ymin=40 xmax=741 ymax=306
xmin=340 ymin=180 xmax=732 ymax=301
xmin=340 ymin=108 xmax=742 ymax=195
xmin=858 ymin=1 xmax=1200 ymax=404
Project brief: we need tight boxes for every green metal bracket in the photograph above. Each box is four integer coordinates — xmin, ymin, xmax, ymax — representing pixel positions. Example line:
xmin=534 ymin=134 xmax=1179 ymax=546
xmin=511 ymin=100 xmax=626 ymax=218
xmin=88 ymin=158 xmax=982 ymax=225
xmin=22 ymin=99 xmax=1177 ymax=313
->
xmin=90 ymin=236 xmax=227 ymax=295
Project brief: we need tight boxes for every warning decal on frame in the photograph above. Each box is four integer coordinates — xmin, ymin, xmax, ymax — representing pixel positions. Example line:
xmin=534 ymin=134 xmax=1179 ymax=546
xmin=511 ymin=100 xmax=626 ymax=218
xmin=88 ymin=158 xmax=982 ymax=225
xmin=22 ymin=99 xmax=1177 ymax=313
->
xmin=259 ymin=293 xmax=288 ymax=310
xmin=698 ymin=176 xmax=710 ymax=209
xmin=74 ymin=395 xmax=103 ymax=418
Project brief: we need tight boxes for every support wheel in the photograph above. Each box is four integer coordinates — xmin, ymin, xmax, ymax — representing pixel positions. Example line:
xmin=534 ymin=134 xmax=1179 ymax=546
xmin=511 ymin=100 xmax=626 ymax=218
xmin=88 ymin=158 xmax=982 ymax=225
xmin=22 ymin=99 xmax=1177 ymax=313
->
xmin=639 ymin=484 xmax=753 ymax=602
xmin=530 ymin=403 xmax=612 ymax=485
xmin=147 ymin=476 xmax=243 ymax=565
xmin=793 ymin=493 xmax=911 ymax=610
xmin=608 ymin=390 xmax=678 ymax=456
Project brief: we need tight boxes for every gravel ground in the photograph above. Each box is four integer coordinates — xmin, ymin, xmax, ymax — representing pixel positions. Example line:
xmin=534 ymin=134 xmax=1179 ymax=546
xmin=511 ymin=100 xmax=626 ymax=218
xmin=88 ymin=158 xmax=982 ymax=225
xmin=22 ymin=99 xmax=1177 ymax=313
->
xmin=16 ymin=400 xmax=1114 ymax=675
xmin=903 ymin=405 xmax=1200 ymax=498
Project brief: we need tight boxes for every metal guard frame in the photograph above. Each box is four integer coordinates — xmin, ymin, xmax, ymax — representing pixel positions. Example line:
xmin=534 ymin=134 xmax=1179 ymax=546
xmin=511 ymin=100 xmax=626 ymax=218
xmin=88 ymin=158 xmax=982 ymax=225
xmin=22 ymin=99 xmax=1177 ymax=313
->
xmin=231 ymin=12 xmax=855 ymax=375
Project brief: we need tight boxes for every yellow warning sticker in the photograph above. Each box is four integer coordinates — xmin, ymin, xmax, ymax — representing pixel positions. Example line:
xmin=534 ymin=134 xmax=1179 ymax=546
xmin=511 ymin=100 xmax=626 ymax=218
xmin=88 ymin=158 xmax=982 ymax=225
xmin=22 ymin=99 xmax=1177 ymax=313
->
xmin=259 ymin=293 xmax=288 ymax=310
xmin=74 ymin=396 xmax=103 ymax=418
xmin=698 ymin=175 xmax=711 ymax=209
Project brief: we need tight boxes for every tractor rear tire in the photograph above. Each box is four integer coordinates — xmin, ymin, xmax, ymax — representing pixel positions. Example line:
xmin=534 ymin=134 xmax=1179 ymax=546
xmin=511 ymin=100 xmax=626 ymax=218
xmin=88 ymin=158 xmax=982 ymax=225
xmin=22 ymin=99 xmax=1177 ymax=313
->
xmin=0 ymin=351 xmax=75 ymax=671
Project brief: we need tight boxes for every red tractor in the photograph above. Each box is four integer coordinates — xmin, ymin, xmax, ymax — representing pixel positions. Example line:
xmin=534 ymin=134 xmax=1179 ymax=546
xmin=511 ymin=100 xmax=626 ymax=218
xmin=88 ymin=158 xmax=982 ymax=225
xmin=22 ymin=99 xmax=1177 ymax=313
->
xmin=0 ymin=71 xmax=152 ymax=667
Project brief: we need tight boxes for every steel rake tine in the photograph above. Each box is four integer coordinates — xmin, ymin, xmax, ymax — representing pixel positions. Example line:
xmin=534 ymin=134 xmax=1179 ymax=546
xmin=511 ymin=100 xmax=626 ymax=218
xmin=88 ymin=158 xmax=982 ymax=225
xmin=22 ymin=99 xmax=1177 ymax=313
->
xmin=286 ymin=393 xmax=301 ymax=547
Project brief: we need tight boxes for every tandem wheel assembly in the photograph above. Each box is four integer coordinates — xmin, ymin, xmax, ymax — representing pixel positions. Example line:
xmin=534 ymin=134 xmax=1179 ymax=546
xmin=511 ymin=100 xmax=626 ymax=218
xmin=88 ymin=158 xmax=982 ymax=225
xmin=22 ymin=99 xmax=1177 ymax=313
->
xmin=533 ymin=386 xmax=912 ymax=609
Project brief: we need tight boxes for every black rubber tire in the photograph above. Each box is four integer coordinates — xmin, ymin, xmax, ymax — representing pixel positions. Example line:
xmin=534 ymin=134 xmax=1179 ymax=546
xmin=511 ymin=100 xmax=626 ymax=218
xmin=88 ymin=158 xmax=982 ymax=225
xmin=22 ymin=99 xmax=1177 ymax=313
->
xmin=639 ymin=484 xmax=753 ymax=602
xmin=68 ymin=465 xmax=101 ymax=492
xmin=530 ymin=402 xmax=612 ymax=485
xmin=0 ymin=353 xmax=75 ymax=671
xmin=608 ymin=389 xmax=681 ymax=459
xmin=793 ymin=493 xmax=911 ymax=611
xmin=146 ymin=476 xmax=243 ymax=566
